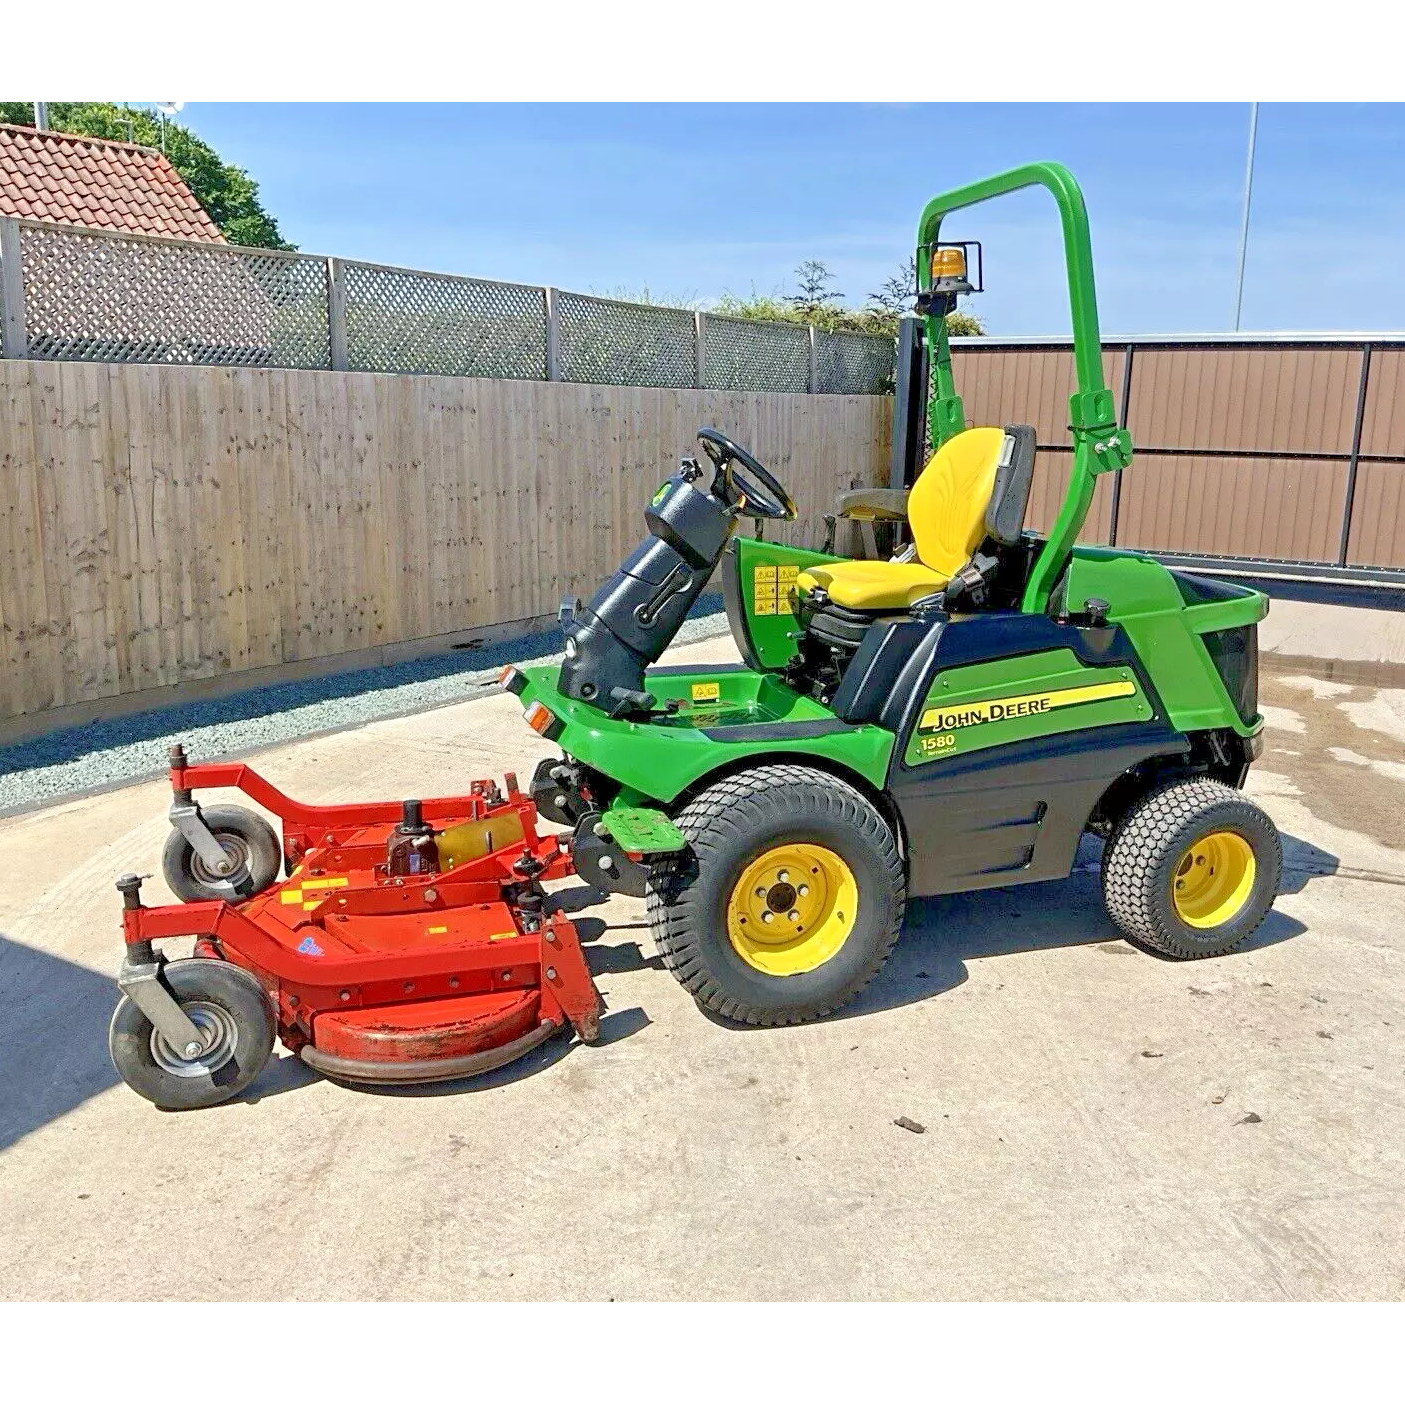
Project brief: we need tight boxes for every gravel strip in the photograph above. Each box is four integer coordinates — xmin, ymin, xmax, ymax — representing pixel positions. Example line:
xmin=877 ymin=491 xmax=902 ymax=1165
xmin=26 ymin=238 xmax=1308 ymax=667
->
xmin=0 ymin=601 xmax=733 ymax=817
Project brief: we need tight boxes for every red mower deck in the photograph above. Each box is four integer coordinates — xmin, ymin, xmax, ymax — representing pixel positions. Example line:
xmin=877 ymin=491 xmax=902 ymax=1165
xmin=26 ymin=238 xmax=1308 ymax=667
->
xmin=108 ymin=746 xmax=604 ymax=1108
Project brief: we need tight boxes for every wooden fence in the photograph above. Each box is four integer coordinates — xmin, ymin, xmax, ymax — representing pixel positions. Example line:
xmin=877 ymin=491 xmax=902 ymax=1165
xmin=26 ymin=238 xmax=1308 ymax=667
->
xmin=0 ymin=360 xmax=890 ymax=731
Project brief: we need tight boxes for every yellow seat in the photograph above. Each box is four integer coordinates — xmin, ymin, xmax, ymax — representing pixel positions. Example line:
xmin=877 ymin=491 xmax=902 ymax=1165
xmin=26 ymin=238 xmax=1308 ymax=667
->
xmin=798 ymin=426 xmax=1009 ymax=611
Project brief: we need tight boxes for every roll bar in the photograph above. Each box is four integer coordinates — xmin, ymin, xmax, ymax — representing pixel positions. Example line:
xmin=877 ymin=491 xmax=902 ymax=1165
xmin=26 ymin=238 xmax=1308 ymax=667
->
xmin=915 ymin=162 xmax=1134 ymax=612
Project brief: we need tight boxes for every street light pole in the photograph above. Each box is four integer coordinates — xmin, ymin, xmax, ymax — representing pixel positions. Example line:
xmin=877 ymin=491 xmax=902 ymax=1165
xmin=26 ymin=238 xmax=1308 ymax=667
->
xmin=1233 ymin=101 xmax=1260 ymax=332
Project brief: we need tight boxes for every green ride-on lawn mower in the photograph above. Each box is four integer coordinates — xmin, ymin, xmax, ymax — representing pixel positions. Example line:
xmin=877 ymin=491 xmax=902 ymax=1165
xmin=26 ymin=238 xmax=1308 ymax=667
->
xmin=502 ymin=161 xmax=1280 ymax=1028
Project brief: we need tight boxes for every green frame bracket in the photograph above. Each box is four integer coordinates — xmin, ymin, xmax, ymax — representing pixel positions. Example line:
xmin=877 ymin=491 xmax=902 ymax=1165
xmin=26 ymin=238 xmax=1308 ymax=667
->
xmin=915 ymin=162 xmax=1134 ymax=613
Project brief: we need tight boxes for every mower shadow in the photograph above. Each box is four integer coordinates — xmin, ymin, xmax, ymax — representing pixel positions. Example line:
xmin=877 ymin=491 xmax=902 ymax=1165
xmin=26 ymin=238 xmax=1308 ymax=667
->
xmin=0 ymin=933 xmax=122 ymax=1151
xmin=697 ymin=835 xmax=1315 ymax=1030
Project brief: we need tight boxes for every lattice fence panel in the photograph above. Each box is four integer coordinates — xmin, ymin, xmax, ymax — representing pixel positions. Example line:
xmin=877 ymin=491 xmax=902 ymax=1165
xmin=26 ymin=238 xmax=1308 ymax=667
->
xmin=19 ymin=222 xmax=330 ymax=367
xmin=815 ymin=329 xmax=896 ymax=395
xmin=342 ymin=262 xmax=546 ymax=379
xmin=703 ymin=315 xmax=811 ymax=393
xmin=557 ymin=293 xmax=696 ymax=387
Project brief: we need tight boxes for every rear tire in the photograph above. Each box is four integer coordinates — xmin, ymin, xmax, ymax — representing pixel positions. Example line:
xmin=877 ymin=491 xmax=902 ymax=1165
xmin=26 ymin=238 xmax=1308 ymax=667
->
xmin=1102 ymin=779 xmax=1280 ymax=960
xmin=108 ymin=959 xmax=276 ymax=1110
xmin=162 ymin=804 xmax=281 ymax=903
xmin=647 ymin=765 xmax=905 ymax=1025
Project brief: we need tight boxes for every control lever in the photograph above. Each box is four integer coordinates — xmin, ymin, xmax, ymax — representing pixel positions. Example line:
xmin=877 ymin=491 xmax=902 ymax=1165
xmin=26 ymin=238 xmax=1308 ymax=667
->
xmin=609 ymin=686 xmax=656 ymax=714
xmin=634 ymin=564 xmax=692 ymax=628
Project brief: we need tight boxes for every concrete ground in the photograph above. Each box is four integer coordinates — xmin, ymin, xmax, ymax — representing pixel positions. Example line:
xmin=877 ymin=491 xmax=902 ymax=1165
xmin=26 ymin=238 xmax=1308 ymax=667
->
xmin=1 ymin=624 xmax=1403 ymax=1300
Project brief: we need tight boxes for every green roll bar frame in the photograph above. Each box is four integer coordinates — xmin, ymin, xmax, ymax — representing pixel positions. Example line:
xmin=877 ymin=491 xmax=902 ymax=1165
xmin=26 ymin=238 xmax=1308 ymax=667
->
xmin=915 ymin=162 xmax=1135 ymax=612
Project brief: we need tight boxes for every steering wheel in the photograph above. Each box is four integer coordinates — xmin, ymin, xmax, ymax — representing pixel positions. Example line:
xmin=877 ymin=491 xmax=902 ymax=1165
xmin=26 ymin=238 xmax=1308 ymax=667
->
xmin=696 ymin=427 xmax=798 ymax=522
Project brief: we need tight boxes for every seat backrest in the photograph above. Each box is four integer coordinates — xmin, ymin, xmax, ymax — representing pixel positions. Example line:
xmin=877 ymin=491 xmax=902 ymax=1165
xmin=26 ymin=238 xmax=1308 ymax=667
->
xmin=907 ymin=426 xmax=1007 ymax=578
xmin=907 ymin=424 xmax=1039 ymax=576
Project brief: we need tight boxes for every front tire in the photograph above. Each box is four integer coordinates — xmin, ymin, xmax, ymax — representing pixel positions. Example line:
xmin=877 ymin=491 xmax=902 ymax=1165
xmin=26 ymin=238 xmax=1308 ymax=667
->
xmin=1102 ymin=779 xmax=1281 ymax=959
xmin=162 ymin=804 xmax=281 ymax=903
xmin=108 ymin=959 xmax=276 ymax=1110
xmin=647 ymin=765 xmax=905 ymax=1025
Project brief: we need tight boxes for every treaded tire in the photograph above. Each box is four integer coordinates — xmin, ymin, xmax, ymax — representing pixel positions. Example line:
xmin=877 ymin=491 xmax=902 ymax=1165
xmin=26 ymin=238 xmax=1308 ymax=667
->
xmin=108 ymin=959 xmax=276 ymax=1110
xmin=162 ymin=804 xmax=281 ymax=903
xmin=646 ymin=764 xmax=905 ymax=1025
xmin=1101 ymin=779 xmax=1281 ymax=960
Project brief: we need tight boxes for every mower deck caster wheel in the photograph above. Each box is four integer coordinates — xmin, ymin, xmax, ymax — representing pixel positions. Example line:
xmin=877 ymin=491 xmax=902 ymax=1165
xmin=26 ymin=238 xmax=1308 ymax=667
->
xmin=163 ymin=804 xmax=281 ymax=902
xmin=108 ymin=958 xmax=276 ymax=1110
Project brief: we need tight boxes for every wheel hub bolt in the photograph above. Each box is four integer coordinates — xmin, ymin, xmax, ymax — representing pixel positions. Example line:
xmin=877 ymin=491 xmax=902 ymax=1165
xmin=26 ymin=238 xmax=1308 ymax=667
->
xmin=762 ymin=912 xmax=774 ymax=923
xmin=183 ymin=1040 xmax=203 ymax=1058
xmin=798 ymin=884 xmax=809 ymax=897
xmin=787 ymin=910 xmax=800 ymax=922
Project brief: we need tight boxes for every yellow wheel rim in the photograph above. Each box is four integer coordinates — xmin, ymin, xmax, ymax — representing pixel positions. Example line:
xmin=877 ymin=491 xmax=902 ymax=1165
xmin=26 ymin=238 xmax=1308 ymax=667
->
xmin=726 ymin=842 xmax=858 ymax=976
xmin=1171 ymin=830 xmax=1257 ymax=929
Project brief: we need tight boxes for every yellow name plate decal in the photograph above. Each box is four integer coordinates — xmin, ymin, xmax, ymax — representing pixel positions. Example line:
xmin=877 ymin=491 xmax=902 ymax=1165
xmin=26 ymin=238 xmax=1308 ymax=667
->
xmin=919 ymin=678 xmax=1136 ymax=733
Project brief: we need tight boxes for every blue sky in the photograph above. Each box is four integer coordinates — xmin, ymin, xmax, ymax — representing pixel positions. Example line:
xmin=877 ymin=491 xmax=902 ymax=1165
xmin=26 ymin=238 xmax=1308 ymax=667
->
xmin=182 ymin=102 xmax=1405 ymax=336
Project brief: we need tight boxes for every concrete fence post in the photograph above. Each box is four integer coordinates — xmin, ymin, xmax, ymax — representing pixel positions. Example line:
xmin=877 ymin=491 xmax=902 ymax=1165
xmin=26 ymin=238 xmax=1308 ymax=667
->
xmin=0 ymin=218 xmax=27 ymax=359
xmin=808 ymin=324 xmax=818 ymax=393
xmin=694 ymin=311 xmax=707 ymax=389
xmin=544 ymin=287 xmax=561 ymax=381
xmin=326 ymin=257 xmax=348 ymax=372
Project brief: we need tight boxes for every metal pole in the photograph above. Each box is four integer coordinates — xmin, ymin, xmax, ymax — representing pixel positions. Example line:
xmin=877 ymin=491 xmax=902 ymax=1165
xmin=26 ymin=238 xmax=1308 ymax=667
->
xmin=33 ymin=102 xmax=48 ymax=129
xmin=1233 ymin=102 xmax=1259 ymax=332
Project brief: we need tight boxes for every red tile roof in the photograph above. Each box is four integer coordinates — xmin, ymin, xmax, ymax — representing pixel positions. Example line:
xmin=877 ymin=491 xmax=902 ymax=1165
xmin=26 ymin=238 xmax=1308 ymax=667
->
xmin=0 ymin=122 xmax=224 ymax=243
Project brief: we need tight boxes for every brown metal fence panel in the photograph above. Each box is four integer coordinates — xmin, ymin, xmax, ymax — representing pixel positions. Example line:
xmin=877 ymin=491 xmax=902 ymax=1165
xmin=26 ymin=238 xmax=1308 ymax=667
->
xmin=1116 ymin=456 xmax=1350 ymax=561
xmin=1348 ymin=348 xmax=1405 ymax=567
xmin=950 ymin=345 xmax=1123 ymax=543
xmin=951 ymin=335 xmax=1405 ymax=573
xmin=1126 ymin=346 xmax=1360 ymax=453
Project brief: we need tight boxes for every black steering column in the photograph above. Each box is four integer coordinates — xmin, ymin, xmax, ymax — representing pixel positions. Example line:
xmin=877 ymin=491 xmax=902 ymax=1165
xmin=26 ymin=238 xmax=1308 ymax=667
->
xmin=555 ymin=428 xmax=796 ymax=718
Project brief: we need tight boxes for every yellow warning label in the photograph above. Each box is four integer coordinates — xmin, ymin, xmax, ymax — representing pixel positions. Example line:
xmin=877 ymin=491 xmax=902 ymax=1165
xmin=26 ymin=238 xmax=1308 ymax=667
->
xmin=691 ymin=681 xmax=721 ymax=703
xmin=752 ymin=565 xmax=778 ymax=616
xmin=279 ymin=874 xmax=350 ymax=907
xmin=919 ymin=679 xmax=1136 ymax=733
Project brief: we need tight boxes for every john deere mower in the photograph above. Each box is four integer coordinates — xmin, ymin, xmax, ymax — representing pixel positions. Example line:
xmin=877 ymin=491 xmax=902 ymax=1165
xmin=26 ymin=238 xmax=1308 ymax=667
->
xmin=502 ymin=160 xmax=1280 ymax=1027
xmin=107 ymin=162 xmax=1279 ymax=1110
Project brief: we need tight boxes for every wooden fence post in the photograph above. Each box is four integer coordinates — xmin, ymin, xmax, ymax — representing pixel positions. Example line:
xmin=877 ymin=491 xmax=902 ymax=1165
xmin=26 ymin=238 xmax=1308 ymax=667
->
xmin=694 ymin=311 xmax=707 ymax=389
xmin=327 ymin=257 xmax=348 ymax=372
xmin=544 ymin=287 xmax=561 ymax=381
xmin=0 ymin=219 xmax=27 ymax=359
xmin=808 ymin=325 xmax=818 ymax=393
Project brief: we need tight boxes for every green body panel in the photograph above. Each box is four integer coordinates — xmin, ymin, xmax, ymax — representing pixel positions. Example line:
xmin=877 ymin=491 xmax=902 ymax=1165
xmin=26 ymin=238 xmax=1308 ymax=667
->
xmin=903 ymin=648 xmax=1150 ymax=767
xmin=914 ymin=163 xmax=1133 ymax=612
xmin=1064 ymin=547 xmax=1268 ymax=736
xmin=597 ymin=805 xmax=688 ymax=855
xmin=729 ymin=537 xmax=839 ymax=669
xmin=515 ymin=664 xmax=894 ymax=804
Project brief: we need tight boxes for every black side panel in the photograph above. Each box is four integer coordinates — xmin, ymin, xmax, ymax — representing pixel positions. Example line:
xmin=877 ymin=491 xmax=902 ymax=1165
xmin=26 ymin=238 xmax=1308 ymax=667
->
xmin=1169 ymin=569 xmax=1256 ymax=606
xmin=721 ymin=541 xmax=764 ymax=671
xmin=647 ymin=662 xmax=754 ymax=678
xmin=831 ymin=616 xmax=940 ymax=724
xmin=701 ymin=718 xmax=858 ymax=743
xmin=891 ymin=722 xmax=1186 ymax=896
xmin=879 ymin=610 xmax=1185 ymax=895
